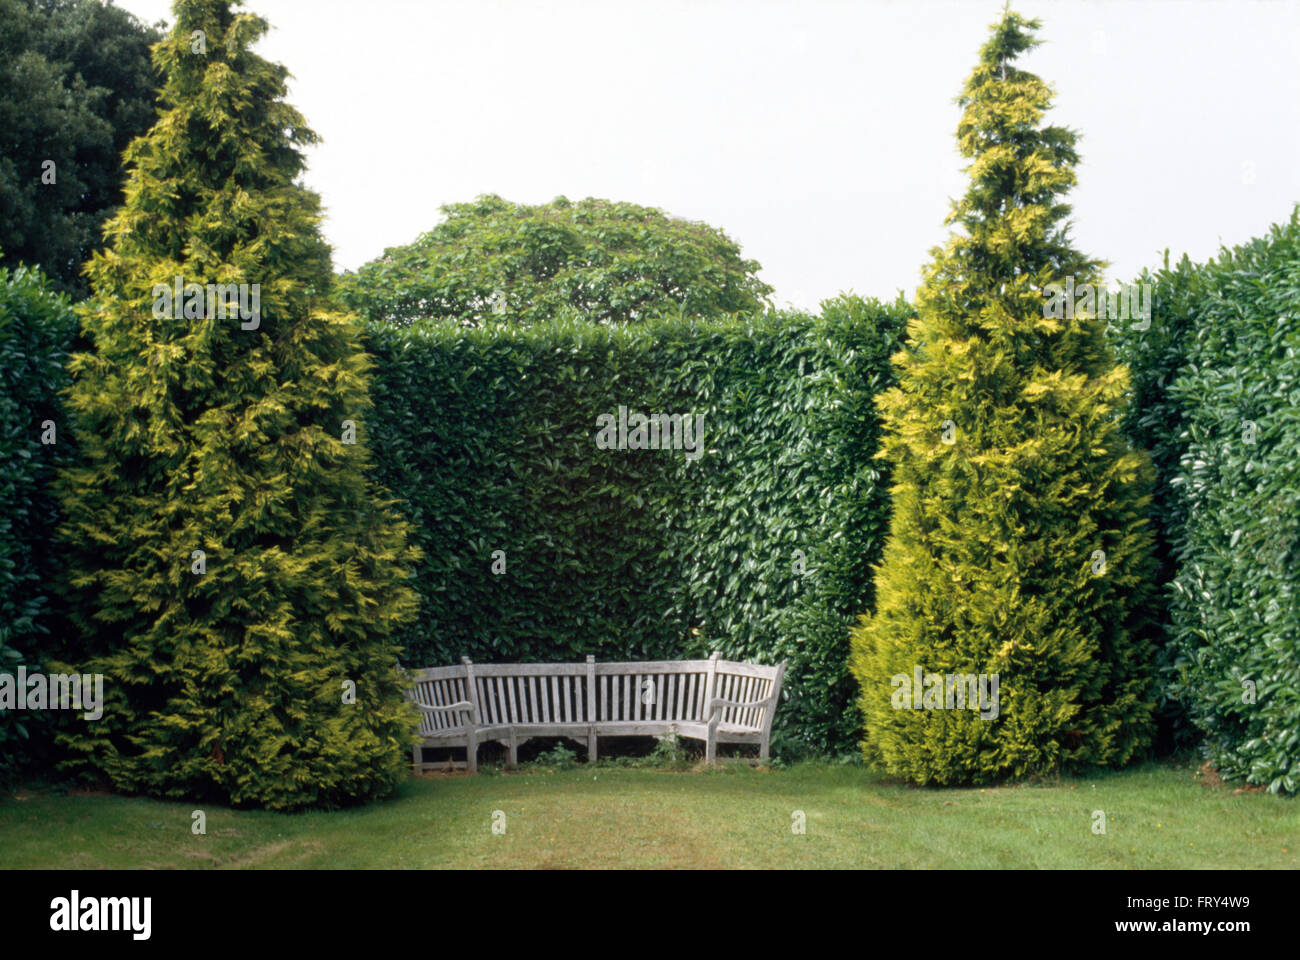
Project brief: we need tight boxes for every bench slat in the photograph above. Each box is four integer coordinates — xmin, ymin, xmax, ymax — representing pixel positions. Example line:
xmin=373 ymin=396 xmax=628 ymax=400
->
xmin=714 ymin=660 xmax=781 ymax=680
xmin=593 ymin=661 xmax=715 ymax=675
xmin=471 ymin=663 xmax=587 ymax=677
xmin=497 ymin=676 xmax=509 ymax=724
xmin=439 ymin=679 xmax=456 ymax=731
xmin=410 ymin=665 xmax=464 ymax=682
xmin=437 ymin=679 xmax=451 ymax=732
xmin=417 ymin=660 xmax=779 ymax=681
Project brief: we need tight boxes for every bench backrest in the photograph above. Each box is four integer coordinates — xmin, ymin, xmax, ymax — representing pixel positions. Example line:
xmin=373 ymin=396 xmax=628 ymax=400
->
xmin=408 ymin=668 xmax=474 ymax=737
xmin=408 ymin=654 xmax=784 ymax=734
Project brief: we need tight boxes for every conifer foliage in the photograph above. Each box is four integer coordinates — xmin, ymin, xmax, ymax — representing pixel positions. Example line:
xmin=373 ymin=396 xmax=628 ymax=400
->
xmin=849 ymin=11 xmax=1158 ymax=784
xmin=55 ymin=0 xmax=419 ymax=810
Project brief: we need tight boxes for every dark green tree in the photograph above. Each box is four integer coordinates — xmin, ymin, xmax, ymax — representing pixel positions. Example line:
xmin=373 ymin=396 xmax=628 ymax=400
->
xmin=55 ymin=0 xmax=419 ymax=810
xmin=0 ymin=0 xmax=162 ymax=297
xmin=849 ymin=10 xmax=1158 ymax=785
xmin=335 ymin=194 xmax=773 ymax=326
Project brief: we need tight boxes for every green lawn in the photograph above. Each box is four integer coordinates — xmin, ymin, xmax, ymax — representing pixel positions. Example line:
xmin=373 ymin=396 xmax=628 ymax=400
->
xmin=1 ymin=759 xmax=1295 ymax=869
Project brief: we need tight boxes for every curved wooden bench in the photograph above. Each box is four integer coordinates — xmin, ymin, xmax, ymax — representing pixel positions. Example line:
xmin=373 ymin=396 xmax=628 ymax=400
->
xmin=407 ymin=652 xmax=786 ymax=773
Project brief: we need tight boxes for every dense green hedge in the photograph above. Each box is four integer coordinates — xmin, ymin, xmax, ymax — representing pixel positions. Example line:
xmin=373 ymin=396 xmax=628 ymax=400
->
xmin=363 ymin=295 xmax=912 ymax=754
xmin=1108 ymin=252 xmax=1209 ymax=750
xmin=1112 ymin=206 xmax=1300 ymax=793
xmin=0 ymin=263 xmax=78 ymax=783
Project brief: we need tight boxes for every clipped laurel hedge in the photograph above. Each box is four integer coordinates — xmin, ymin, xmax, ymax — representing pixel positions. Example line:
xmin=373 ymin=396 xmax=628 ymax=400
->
xmin=363 ymin=295 xmax=912 ymax=754
xmin=1108 ymin=252 xmax=1210 ymax=750
xmin=0 ymin=263 xmax=78 ymax=783
xmin=1112 ymin=206 xmax=1300 ymax=793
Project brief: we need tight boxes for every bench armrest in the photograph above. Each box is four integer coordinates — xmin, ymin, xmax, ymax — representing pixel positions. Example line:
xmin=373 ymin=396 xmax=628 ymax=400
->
xmin=414 ymin=701 xmax=477 ymax=723
xmin=707 ymin=696 xmax=772 ymax=723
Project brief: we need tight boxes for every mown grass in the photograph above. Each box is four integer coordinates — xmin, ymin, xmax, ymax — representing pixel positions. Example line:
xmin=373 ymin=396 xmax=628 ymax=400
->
xmin=1 ymin=758 xmax=1294 ymax=869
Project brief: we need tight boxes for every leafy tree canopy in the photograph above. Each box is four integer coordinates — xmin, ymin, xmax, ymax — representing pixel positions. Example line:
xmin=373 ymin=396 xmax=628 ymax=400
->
xmin=334 ymin=194 xmax=773 ymax=326
xmin=0 ymin=0 xmax=162 ymax=297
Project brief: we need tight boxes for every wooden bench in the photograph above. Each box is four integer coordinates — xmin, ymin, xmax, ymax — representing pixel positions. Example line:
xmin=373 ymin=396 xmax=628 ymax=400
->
xmin=407 ymin=653 xmax=786 ymax=773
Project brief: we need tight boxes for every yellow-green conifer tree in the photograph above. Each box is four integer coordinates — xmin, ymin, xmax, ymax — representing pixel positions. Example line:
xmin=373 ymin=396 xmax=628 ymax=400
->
xmin=849 ymin=10 xmax=1158 ymax=785
xmin=55 ymin=0 xmax=419 ymax=810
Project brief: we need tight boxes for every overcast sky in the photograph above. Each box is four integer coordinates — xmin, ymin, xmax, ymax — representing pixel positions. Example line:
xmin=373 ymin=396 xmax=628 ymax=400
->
xmin=113 ymin=0 xmax=1300 ymax=312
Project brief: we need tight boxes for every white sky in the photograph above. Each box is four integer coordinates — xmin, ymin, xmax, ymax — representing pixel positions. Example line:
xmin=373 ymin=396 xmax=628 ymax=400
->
xmin=112 ymin=0 xmax=1300 ymax=312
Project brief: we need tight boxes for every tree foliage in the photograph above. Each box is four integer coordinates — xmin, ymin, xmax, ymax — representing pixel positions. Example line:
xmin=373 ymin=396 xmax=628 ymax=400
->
xmin=0 ymin=0 xmax=162 ymax=297
xmin=849 ymin=11 xmax=1158 ymax=785
xmin=335 ymin=194 xmax=773 ymax=327
xmin=55 ymin=0 xmax=419 ymax=810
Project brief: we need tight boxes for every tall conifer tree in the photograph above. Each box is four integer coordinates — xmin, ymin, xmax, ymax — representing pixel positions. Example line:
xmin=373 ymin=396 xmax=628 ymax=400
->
xmin=849 ymin=10 xmax=1157 ymax=784
xmin=55 ymin=0 xmax=419 ymax=810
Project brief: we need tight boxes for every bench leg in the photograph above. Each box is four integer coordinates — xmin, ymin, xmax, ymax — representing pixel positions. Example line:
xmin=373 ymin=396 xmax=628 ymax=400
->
xmin=706 ymin=730 xmax=717 ymax=764
xmin=588 ymin=727 xmax=598 ymax=764
xmin=759 ymin=736 xmax=770 ymax=762
xmin=413 ymin=744 xmax=422 ymax=773
xmin=508 ymin=729 xmax=518 ymax=769
xmin=466 ymin=730 xmax=478 ymax=774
